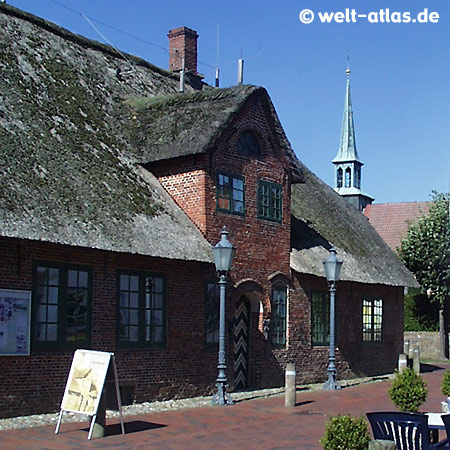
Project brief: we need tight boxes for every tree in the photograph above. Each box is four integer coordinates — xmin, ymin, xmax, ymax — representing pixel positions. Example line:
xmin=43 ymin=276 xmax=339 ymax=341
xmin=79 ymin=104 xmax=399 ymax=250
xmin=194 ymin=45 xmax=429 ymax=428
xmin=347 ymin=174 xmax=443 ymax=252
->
xmin=398 ymin=192 xmax=450 ymax=359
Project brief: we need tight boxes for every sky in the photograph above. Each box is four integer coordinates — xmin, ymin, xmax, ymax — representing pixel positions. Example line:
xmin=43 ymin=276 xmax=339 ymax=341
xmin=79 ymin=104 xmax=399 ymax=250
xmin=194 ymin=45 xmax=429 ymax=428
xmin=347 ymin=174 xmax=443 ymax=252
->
xmin=7 ymin=0 xmax=450 ymax=203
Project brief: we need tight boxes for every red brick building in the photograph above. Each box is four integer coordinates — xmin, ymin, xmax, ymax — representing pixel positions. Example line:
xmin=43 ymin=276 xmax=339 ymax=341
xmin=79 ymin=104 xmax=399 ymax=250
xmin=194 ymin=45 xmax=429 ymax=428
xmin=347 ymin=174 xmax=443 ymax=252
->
xmin=0 ymin=4 xmax=417 ymax=418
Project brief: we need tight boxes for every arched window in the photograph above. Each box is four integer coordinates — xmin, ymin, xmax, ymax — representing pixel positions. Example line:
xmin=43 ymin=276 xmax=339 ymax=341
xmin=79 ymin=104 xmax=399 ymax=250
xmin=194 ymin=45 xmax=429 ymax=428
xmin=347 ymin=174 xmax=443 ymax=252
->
xmin=237 ymin=131 xmax=261 ymax=157
xmin=337 ymin=168 xmax=343 ymax=188
xmin=345 ymin=168 xmax=351 ymax=188
xmin=355 ymin=166 xmax=361 ymax=189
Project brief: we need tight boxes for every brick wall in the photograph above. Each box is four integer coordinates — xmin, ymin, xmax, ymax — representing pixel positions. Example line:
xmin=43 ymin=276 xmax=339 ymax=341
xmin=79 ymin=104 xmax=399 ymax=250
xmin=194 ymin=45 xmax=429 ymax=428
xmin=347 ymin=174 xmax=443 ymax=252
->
xmin=0 ymin=236 xmax=220 ymax=418
xmin=286 ymin=274 xmax=404 ymax=383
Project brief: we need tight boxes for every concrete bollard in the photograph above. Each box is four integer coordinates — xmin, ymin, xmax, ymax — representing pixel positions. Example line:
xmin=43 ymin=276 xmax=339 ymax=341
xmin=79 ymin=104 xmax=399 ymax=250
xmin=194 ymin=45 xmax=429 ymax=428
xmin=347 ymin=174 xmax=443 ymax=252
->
xmin=403 ymin=340 xmax=410 ymax=358
xmin=398 ymin=353 xmax=408 ymax=372
xmin=413 ymin=344 xmax=420 ymax=373
xmin=285 ymin=363 xmax=296 ymax=407
xmin=369 ymin=440 xmax=396 ymax=450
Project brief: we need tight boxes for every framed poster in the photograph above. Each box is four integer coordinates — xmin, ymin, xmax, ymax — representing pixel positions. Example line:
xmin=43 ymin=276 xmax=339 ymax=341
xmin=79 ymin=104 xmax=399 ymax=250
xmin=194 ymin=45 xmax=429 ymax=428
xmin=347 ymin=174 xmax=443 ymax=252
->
xmin=0 ymin=289 xmax=31 ymax=356
xmin=60 ymin=349 xmax=112 ymax=416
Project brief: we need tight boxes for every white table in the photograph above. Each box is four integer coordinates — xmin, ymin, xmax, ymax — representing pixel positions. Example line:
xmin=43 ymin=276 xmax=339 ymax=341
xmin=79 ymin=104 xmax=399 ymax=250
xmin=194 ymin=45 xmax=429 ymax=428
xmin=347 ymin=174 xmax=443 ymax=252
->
xmin=426 ymin=413 xmax=445 ymax=430
xmin=426 ymin=413 xmax=445 ymax=444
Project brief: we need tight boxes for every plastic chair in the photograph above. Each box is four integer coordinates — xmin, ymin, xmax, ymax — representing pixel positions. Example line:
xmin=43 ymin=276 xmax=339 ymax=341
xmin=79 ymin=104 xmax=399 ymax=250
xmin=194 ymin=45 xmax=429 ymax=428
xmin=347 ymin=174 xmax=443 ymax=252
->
xmin=366 ymin=411 xmax=449 ymax=449
xmin=439 ymin=415 xmax=450 ymax=448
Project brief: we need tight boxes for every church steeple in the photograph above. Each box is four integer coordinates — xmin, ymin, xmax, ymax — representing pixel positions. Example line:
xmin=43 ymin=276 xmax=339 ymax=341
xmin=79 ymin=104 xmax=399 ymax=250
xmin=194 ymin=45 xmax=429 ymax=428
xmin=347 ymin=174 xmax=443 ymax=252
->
xmin=333 ymin=64 xmax=374 ymax=211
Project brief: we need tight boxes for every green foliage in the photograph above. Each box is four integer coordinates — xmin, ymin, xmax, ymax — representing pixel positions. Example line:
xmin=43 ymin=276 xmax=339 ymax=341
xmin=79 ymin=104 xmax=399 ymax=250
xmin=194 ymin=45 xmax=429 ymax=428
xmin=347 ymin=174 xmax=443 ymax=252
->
xmin=398 ymin=192 xmax=450 ymax=308
xmin=404 ymin=291 xmax=438 ymax=331
xmin=441 ymin=370 xmax=450 ymax=397
xmin=388 ymin=368 xmax=428 ymax=412
xmin=320 ymin=414 xmax=370 ymax=450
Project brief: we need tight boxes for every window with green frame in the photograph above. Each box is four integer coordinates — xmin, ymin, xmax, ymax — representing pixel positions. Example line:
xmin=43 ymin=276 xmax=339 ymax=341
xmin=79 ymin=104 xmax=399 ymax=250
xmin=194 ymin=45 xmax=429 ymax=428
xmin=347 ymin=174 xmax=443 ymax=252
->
xmin=118 ymin=272 xmax=166 ymax=347
xmin=258 ymin=180 xmax=282 ymax=222
xmin=311 ymin=291 xmax=330 ymax=346
xmin=32 ymin=263 xmax=92 ymax=350
xmin=216 ymin=171 xmax=245 ymax=215
xmin=362 ymin=297 xmax=383 ymax=342
xmin=205 ymin=282 xmax=219 ymax=344
xmin=271 ymin=286 xmax=287 ymax=347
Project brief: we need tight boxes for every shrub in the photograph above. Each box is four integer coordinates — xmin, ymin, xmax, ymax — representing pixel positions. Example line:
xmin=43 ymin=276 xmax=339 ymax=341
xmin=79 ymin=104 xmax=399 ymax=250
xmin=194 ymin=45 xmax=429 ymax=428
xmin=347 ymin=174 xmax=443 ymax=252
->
xmin=388 ymin=367 xmax=428 ymax=412
xmin=441 ymin=370 xmax=450 ymax=397
xmin=320 ymin=414 xmax=371 ymax=450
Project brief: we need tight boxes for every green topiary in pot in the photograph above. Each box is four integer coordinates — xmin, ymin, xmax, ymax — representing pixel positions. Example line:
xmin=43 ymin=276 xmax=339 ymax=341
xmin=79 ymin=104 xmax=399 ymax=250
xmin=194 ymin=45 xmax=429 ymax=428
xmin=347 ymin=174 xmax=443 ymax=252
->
xmin=388 ymin=367 xmax=428 ymax=413
xmin=320 ymin=414 xmax=371 ymax=450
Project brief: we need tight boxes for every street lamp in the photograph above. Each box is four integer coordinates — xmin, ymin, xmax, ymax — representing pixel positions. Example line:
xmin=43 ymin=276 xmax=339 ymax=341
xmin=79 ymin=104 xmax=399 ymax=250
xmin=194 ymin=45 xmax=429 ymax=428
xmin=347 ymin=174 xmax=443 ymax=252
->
xmin=211 ymin=226 xmax=236 ymax=405
xmin=323 ymin=246 xmax=343 ymax=391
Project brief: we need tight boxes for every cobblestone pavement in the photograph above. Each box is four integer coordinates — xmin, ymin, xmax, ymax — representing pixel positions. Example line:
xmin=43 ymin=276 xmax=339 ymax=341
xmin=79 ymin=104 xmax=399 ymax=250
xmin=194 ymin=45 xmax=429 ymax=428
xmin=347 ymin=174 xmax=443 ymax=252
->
xmin=0 ymin=364 xmax=449 ymax=449
xmin=0 ymin=376 xmax=381 ymax=430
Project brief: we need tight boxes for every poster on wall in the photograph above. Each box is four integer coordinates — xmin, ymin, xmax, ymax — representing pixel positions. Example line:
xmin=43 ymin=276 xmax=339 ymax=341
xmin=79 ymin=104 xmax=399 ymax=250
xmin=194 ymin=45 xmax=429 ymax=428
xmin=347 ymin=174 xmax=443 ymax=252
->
xmin=0 ymin=289 xmax=31 ymax=356
xmin=60 ymin=349 xmax=111 ymax=415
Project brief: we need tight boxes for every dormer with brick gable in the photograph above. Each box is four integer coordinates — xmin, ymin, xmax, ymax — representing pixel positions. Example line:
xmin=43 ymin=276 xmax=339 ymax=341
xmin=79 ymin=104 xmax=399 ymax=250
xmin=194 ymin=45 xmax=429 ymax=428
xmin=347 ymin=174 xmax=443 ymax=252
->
xmin=127 ymin=86 xmax=303 ymax=280
xmin=127 ymin=85 xmax=304 ymax=387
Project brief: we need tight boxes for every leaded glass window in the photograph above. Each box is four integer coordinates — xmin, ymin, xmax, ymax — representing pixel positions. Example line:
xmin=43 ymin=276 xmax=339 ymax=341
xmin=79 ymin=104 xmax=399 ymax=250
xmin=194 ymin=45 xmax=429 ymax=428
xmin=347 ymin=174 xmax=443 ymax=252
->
xmin=362 ymin=297 xmax=383 ymax=342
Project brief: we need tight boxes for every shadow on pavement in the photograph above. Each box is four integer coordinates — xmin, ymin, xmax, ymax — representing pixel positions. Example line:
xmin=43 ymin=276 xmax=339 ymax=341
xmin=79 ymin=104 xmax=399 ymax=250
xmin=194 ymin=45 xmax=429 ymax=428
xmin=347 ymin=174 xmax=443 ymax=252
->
xmin=82 ymin=420 xmax=167 ymax=437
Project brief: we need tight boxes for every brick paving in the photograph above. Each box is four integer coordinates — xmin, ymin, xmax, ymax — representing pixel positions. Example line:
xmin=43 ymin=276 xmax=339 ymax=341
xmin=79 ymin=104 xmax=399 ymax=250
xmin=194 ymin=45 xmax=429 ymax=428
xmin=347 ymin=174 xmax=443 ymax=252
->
xmin=1 ymin=363 xmax=449 ymax=450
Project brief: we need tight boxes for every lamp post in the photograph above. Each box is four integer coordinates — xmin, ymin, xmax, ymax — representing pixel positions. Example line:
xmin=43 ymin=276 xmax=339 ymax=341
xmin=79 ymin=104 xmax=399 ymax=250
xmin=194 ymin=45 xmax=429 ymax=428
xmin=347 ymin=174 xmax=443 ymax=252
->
xmin=211 ymin=227 xmax=236 ymax=405
xmin=323 ymin=246 xmax=343 ymax=391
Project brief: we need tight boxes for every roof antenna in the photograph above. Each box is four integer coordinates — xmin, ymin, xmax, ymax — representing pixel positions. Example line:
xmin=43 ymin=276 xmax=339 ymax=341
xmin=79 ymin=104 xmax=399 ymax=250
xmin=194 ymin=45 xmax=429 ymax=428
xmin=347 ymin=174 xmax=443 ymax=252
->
xmin=215 ymin=24 xmax=220 ymax=88
xmin=179 ymin=57 xmax=185 ymax=93
xmin=238 ymin=48 xmax=244 ymax=85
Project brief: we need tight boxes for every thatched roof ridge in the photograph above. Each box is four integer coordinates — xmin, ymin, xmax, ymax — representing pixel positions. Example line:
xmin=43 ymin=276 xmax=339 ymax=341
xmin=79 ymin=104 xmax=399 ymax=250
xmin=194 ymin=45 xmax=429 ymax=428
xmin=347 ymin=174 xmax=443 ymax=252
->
xmin=0 ymin=2 xmax=180 ymax=81
xmin=291 ymin=161 xmax=418 ymax=287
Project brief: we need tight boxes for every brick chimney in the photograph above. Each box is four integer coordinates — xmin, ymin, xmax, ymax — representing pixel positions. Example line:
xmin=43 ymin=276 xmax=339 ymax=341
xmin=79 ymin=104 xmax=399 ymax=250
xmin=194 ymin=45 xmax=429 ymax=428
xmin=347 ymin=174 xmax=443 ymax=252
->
xmin=168 ymin=26 xmax=198 ymax=73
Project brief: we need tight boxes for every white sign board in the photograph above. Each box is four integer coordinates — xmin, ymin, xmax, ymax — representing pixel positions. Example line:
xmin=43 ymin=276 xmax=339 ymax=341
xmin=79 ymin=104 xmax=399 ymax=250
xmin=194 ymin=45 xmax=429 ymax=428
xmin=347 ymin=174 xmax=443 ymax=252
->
xmin=0 ymin=289 xmax=31 ymax=356
xmin=56 ymin=349 xmax=124 ymax=439
xmin=61 ymin=349 xmax=111 ymax=416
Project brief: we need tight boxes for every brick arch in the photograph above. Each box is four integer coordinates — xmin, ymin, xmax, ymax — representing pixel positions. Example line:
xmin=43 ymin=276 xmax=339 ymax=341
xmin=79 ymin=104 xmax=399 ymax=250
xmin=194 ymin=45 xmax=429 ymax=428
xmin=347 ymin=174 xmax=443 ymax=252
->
xmin=268 ymin=271 xmax=294 ymax=288
xmin=232 ymin=278 xmax=265 ymax=313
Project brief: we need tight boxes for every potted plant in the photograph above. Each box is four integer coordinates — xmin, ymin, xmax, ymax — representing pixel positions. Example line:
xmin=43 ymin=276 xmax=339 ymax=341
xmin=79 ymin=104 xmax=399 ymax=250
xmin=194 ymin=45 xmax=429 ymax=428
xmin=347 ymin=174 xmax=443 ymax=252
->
xmin=388 ymin=367 xmax=428 ymax=413
xmin=320 ymin=414 xmax=371 ymax=450
xmin=441 ymin=370 xmax=450 ymax=412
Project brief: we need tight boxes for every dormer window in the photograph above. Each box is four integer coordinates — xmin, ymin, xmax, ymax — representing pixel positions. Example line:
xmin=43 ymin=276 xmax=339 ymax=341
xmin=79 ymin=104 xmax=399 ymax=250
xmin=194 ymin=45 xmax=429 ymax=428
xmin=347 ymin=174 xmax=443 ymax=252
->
xmin=237 ymin=131 xmax=261 ymax=157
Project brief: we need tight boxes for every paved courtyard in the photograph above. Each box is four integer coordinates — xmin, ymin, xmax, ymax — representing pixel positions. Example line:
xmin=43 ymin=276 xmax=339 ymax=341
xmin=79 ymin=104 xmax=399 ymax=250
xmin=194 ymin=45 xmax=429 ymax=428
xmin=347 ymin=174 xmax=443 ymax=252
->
xmin=1 ymin=363 xmax=449 ymax=449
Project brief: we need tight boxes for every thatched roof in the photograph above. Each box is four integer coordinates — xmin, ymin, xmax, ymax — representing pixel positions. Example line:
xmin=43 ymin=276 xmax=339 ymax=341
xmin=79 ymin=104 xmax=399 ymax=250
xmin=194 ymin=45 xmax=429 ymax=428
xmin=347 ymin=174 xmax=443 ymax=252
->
xmin=291 ymin=162 xmax=419 ymax=287
xmin=0 ymin=3 xmax=212 ymax=262
xmin=0 ymin=4 xmax=417 ymax=288
xmin=124 ymin=85 xmax=304 ymax=182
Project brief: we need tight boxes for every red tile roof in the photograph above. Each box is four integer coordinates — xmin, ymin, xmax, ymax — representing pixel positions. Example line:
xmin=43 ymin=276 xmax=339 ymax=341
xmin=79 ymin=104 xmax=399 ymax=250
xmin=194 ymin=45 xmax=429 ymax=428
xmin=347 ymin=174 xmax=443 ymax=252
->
xmin=364 ymin=202 xmax=430 ymax=252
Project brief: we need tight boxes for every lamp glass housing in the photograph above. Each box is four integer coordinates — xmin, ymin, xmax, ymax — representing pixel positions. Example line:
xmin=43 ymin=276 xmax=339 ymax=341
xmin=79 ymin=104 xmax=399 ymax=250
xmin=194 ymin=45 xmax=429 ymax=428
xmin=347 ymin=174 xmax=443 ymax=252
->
xmin=212 ymin=228 xmax=236 ymax=272
xmin=323 ymin=248 xmax=343 ymax=282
